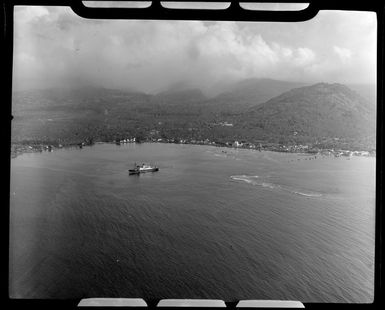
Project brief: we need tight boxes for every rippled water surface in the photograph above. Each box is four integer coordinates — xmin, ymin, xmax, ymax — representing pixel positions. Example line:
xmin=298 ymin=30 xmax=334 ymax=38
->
xmin=9 ymin=143 xmax=375 ymax=302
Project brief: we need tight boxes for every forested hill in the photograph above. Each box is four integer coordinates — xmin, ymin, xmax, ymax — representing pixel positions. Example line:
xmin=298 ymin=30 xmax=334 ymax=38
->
xmin=240 ymin=83 xmax=375 ymax=140
xmin=11 ymin=80 xmax=376 ymax=150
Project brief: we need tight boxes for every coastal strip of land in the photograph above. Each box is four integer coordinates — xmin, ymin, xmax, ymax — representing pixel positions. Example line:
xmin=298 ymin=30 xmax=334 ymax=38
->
xmin=10 ymin=137 xmax=376 ymax=159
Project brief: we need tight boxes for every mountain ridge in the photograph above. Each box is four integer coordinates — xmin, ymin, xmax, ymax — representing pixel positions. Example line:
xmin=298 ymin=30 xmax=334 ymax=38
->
xmin=11 ymin=80 xmax=376 ymax=150
xmin=243 ymin=82 xmax=375 ymax=140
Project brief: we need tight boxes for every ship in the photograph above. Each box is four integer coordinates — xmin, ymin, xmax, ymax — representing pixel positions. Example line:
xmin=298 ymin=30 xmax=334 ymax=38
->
xmin=129 ymin=163 xmax=159 ymax=175
xmin=138 ymin=164 xmax=159 ymax=173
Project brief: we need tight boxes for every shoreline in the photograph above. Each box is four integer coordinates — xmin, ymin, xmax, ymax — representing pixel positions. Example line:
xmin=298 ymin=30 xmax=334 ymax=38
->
xmin=10 ymin=140 xmax=376 ymax=159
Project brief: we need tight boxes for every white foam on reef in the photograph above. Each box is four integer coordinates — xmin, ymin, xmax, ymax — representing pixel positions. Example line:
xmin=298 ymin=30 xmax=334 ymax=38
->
xmin=261 ymin=182 xmax=276 ymax=189
xmin=230 ymin=175 xmax=259 ymax=183
xmin=230 ymin=175 xmax=322 ymax=198
xmin=292 ymin=191 xmax=322 ymax=197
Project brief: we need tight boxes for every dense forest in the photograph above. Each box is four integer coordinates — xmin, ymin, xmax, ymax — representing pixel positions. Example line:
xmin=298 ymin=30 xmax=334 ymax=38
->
xmin=11 ymin=79 xmax=376 ymax=154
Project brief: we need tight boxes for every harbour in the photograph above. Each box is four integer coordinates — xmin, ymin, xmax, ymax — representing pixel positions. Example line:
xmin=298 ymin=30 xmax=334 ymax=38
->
xmin=9 ymin=142 xmax=375 ymax=302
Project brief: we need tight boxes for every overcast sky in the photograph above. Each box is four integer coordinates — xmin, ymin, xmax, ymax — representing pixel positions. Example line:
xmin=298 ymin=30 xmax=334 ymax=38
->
xmin=13 ymin=5 xmax=377 ymax=95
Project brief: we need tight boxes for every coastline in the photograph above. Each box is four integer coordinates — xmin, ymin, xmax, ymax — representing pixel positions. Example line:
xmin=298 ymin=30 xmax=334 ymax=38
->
xmin=10 ymin=140 xmax=376 ymax=159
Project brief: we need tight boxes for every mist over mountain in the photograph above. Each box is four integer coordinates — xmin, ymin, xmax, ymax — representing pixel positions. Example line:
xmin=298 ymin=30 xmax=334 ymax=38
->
xmin=202 ymin=78 xmax=307 ymax=115
xmin=217 ymin=78 xmax=307 ymax=104
xmin=152 ymin=88 xmax=207 ymax=106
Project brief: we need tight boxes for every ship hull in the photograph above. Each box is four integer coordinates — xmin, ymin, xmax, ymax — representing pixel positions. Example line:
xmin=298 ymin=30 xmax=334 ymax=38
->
xmin=139 ymin=167 xmax=159 ymax=173
xmin=129 ymin=165 xmax=159 ymax=175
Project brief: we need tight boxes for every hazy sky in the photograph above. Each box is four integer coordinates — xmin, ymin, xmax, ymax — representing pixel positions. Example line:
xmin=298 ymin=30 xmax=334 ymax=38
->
xmin=13 ymin=6 xmax=377 ymax=94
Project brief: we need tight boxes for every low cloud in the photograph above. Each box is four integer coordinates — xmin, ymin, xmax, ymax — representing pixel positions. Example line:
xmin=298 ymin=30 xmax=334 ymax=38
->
xmin=333 ymin=46 xmax=352 ymax=64
xmin=13 ymin=6 xmax=377 ymax=94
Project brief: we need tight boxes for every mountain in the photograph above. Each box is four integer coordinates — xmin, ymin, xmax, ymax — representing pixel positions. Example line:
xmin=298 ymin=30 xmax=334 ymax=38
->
xmin=11 ymin=87 xmax=154 ymax=144
xmin=347 ymin=83 xmax=376 ymax=107
xmin=242 ymin=83 xmax=376 ymax=140
xmin=11 ymin=82 xmax=376 ymax=150
xmin=12 ymin=87 xmax=153 ymax=116
xmin=206 ymin=78 xmax=307 ymax=114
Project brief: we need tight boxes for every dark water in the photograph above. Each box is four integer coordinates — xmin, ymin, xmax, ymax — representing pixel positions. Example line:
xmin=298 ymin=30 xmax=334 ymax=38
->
xmin=9 ymin=143 xmax=375 ymax=302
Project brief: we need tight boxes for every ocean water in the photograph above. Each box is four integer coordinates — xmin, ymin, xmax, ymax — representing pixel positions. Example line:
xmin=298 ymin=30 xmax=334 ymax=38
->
xmin=9 ymin=143 xmax=375 ymax=302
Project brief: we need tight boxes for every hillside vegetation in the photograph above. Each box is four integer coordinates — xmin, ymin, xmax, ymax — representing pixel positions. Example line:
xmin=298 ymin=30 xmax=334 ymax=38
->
xmin=11 ymin=80 xmax=376 ymax=151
